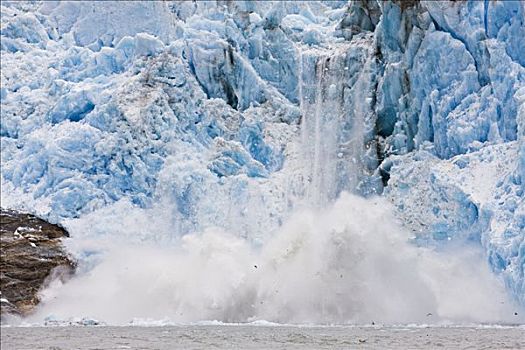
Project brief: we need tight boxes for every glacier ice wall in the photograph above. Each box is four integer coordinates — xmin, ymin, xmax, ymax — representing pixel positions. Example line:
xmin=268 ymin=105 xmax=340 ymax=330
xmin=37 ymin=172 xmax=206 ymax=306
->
xmin=1 ymin=0 xmax=524 ymax=312
xmin=370 ymin=0 xmax=525 ymax=306
xmin=0 ymin=0 xmax=306 ymax=240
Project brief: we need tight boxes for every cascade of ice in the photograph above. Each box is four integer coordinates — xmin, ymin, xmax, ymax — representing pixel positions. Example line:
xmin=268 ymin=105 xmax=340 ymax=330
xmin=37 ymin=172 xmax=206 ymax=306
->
xmin=300 ymin=50 xmax=340 ymax=207
xmin=299 ymin=40 xmax=374 ymax=207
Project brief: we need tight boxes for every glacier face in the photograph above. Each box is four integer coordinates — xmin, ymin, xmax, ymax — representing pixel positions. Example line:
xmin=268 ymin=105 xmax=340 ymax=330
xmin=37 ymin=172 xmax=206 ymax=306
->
xmin=372 ymin=0 xmax=525 ymax=306
xmin=0 ymin=0 xmax=524 ymax=312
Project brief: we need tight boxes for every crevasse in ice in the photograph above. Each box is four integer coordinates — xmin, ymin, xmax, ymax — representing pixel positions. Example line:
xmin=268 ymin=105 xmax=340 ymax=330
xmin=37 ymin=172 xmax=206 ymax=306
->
xmin=1 ymin=1 xmax=524 ymax=305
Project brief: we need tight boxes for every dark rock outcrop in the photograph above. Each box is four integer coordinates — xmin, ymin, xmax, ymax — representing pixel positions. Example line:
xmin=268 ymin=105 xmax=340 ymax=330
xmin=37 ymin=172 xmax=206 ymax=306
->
xmin=0 ymin=209 xmax=75 ymax=318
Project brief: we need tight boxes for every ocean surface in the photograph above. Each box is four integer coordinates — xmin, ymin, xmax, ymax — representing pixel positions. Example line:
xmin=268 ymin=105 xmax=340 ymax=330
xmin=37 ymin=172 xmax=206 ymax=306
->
xmin=1 ymin=325 xmax=524 ymax=350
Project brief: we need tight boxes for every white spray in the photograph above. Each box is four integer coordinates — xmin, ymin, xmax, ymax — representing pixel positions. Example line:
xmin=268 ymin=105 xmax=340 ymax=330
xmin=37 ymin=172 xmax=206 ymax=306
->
xmin=27 ymin=193 xmax=519 ymax=325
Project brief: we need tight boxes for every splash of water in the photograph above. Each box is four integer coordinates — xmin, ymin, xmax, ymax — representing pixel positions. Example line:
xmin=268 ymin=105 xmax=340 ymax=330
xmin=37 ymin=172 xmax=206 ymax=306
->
xmin=27 ymin=193 xmax=518 ymax=325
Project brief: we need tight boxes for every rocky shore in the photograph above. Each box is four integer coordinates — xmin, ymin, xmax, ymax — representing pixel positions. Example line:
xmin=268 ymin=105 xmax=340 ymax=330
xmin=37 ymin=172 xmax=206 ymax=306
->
xmin=0 ymin=209 xmax=75 ymax=319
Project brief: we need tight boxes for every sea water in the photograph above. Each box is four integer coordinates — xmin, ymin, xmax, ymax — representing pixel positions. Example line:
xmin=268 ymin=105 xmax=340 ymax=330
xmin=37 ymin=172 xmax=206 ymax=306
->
xmin=2 ymin=325 xmax=524 ymax=350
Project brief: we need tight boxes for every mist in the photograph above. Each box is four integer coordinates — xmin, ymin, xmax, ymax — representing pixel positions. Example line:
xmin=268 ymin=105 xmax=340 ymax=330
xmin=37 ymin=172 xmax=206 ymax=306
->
xmin=27 ymin=193 xmax=520 ymax=325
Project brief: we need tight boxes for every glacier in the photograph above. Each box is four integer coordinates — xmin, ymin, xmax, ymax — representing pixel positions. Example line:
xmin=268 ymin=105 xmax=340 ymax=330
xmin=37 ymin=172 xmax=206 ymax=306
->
xmin=0 ymin=0 xmax=524 ymax=321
